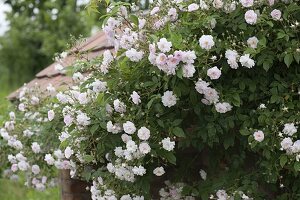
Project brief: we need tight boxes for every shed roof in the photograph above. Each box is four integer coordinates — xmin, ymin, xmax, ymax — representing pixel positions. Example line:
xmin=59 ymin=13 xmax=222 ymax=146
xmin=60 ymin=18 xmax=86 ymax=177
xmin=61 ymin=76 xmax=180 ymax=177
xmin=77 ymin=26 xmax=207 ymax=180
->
xmin=8 ymin=31 xmax=113 ymax=100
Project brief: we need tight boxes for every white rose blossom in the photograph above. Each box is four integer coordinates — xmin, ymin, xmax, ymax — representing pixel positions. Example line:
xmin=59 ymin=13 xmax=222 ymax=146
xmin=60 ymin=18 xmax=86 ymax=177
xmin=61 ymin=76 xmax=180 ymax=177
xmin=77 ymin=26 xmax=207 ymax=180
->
xmin=162 ymin=91 xmax=177 ymax=107
xmin=239 ymin=54 xmax=255 ymax=68
xmin=244 ymin=10 xmax=258 ymax=25
xmin=157 ymin=38 xmax=172 ymax=53
xmin=137 ymin=127 xmax=151 ymax=140
xmin=283 ymin=123 xmax=297 ymax=136
xmin=48 ymin=110 xmax=55 ymax=121
xmin=253 ymin=130 xmax=264 ymax=142
xmin=199 ymin=35 xmax=215 ymax=50
xmin=247 ymin=36 xmax=259 ymax=49
xmin=64 ymin=146 xmax=74 ymax=159
xmin=188 ymin=3 xmax=199 ymax=12
xmin=270 ymin=9 xmax=281 ymax=21
xmin=207 ymin=66 xmax=221 ymax=80
xmin=153 ymin=167 xmax=165 ymax=176
xmin=239 ymin=0 xmax=253 ymax=7
xmin=123 ymin=121 xmax=136 ymax=135
xmin=161 ymin=137 xmax=175 ymax=151
xmin=139 ymin=142 xmax=151 ymax=154
xmin=130 ymin=91 xmax=141 ymax=105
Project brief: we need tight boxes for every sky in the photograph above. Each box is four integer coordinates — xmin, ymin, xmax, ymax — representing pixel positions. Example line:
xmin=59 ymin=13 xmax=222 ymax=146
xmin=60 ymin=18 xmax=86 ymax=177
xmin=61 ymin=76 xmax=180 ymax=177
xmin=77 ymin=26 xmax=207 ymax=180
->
xmin=0 ymin=0 xmax=90 ymax=36
xmin=0 ymin=1 xmax=11 ymax=35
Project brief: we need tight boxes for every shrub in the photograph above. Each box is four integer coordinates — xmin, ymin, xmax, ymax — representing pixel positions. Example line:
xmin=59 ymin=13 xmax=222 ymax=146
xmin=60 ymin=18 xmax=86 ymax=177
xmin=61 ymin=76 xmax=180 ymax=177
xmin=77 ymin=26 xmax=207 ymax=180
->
xmin=1 ymin=0 xmax=300 ymax=199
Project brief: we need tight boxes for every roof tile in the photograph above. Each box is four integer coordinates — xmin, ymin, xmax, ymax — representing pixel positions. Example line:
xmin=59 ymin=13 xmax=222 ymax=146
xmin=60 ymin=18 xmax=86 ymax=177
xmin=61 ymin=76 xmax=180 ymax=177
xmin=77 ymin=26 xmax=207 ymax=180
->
xmin=8 ymin=31 xmax=113 ymax=100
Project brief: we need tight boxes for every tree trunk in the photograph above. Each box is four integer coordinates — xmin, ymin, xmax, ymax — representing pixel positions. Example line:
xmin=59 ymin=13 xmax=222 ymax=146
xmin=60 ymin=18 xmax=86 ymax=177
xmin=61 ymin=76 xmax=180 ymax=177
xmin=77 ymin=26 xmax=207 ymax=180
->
xmin=60 ymin=170 xmax=91 ymax=200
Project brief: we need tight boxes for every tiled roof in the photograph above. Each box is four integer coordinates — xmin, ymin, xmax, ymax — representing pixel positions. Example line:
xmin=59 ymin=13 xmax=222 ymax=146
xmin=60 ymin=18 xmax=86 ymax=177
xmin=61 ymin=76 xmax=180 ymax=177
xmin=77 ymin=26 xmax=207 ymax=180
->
xmin=8 ymin=31 xmax=113 ymax=100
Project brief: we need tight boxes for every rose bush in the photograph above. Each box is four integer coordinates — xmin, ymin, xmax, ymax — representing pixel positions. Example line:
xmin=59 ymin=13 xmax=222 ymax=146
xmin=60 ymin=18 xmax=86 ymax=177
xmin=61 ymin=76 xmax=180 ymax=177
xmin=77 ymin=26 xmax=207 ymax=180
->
xmin=1 ymin=0 xmax=300 ymax=199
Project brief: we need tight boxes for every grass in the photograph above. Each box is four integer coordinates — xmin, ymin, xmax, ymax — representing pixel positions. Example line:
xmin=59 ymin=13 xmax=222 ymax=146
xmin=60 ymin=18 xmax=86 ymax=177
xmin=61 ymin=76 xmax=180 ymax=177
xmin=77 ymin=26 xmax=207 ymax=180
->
xmin=0 ymin=179 xmax=60 ymax=200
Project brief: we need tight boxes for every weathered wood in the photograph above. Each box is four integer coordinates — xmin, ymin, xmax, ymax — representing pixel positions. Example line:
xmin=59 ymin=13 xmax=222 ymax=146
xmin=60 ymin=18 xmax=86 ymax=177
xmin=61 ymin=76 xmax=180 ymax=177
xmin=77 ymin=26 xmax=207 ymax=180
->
xmin=60 ymin=170 xmax=91 ymax=200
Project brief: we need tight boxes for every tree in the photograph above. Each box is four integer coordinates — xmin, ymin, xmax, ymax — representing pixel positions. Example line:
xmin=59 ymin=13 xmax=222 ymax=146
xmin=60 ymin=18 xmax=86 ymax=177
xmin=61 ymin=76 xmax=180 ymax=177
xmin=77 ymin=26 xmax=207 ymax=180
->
xmin=0 ymin=0 xmax=97 ymax=88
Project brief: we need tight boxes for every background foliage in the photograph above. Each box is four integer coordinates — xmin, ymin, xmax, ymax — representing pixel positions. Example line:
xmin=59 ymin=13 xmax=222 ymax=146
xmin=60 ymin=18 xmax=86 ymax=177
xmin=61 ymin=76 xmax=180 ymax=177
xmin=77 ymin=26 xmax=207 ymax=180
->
xmin=0 ymin=0 xmax=98 ymax=88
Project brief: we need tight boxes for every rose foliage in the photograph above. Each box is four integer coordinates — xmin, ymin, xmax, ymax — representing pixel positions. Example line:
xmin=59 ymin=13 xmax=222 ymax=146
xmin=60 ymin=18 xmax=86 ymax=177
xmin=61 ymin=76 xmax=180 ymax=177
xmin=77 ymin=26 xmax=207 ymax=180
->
xmin=1 ymin=0 xmax=300 ymax=199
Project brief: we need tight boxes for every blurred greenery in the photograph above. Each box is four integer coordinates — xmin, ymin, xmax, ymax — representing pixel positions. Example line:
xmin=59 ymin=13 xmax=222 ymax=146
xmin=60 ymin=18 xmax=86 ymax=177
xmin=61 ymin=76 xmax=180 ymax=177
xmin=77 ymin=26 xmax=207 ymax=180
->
xmin=0 ymin=90 xmax=9 ymax=122
xmin=0 ymin=0 xmax=99 ymax=88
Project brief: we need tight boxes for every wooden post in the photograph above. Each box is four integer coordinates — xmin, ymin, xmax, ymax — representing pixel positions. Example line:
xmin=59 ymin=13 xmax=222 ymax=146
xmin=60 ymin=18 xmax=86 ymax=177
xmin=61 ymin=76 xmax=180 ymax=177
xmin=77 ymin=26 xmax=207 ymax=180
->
xmin=60 ymin=170 xmax=91 ymax=200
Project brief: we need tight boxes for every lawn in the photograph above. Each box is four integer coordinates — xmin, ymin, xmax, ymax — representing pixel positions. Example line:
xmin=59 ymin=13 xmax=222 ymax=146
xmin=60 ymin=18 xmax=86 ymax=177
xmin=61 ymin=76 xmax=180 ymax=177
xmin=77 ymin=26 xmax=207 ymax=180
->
xmin=0 ymin=179 xmax=60 ymax=200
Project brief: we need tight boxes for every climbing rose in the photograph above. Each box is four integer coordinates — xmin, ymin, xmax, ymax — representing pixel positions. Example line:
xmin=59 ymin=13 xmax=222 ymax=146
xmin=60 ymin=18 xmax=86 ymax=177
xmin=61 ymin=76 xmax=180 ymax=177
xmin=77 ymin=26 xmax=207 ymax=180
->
xmin=247 ymin=36 xmax=259 ymax=49
xmin=199 ymin=35 xmax=215 ymax=50
xmin=125 ymin=48 xmax=144 ymax=62
xmin=32 ymin=165 xmax=40 ymax=175
xmin=139 ymin=142 xmax=151 ymax=154
xmin=161 ymin=91 xmax=177 ymax=107
xmin=270 ymin=9 xmax=281 ymax=21
xmin=188 ymin=3 xmax=199 ymax=12
xmin=213 ymin=0 xmax=224 ymax=9
xmin=31 ymin=142 xmax=41 ymax=154
xmin=64 ymin=146 xmax=74 ymax=159
xmin=157 ymin=38 xmax=172 ymax=53
xmin=136 ymin=127 xmax=150 ymax=140
xmin=48 ymin=110 xmax=55 ymax=121
xmin=161 ymin=137 xmax=175 ymax=151
xmin=207 ymin=66 xmax=221 ymax=80
xmin=283 ymin=123 xmax=297 ymax=136
xmin=239 ymin=54 xmax=255 ymax=68
xmin=253 ymin=130 xmax=264 ymax=142
xmin=281 ymin=137 xmax=293 ymax=150
xmin=123 ymin=121 xmax=136 ymax=135
xmin=244 ymin=10 xmax=257 ymax=25
xmin=215 ymin=102 xmax=232 ymax=113
xmin=239 ymin=0 xmax=253 ymax=7
xmin=130 ymin=91 xmax=141 ymax=105
xmin=153 ymin=167 xmax=165 ymax=176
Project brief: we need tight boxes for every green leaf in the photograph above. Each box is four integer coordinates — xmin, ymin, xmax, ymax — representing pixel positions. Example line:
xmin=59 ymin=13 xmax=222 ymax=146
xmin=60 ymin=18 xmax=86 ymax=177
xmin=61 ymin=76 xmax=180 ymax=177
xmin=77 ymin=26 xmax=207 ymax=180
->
xmin=280 ymin=155 xmax=288 ymax=167
xmin=223 ymin=137 xmax=234 ymax=149
xmin=60 ymin=140 xmax=69 ymax=149
xmin=147 ymin=95 xmax=160 ymax=109
xmin=90 ymin=124 xmax=99 ymax=134
xmin=270 ymin=95 xmax=278 ymax=104
xmin=84 ymin=155 xmax=94 ymax=163
xmin=266 ymin=21 xmax=274 ymax=27
xmin=239 ymin=82 xmax=245 ymax=90
xmin=238 ymin=23 xmax=247 ymax=30
xmin=284 ymin=53 xmax=293 ymax=67
xmin=277 ymin=31 xmax=286 ymax=39
xmin=176 ymin=68 xmax=183 ymax=79
xmin=157 ymin=119 xmax=164 ymax=128
xmin=240 ymin=129 xmax=250 ymax=136
xmin=259 ymin=37 xmax=267 ymax=47
xmin=294 ymin=162 xmax=300 ymax=171
xmin=232 ymin=93 xmax=241 ymax=107
xmin=249 ymin=82 xmax=256 ymax=92
xmin=263 ymin=59 xmax=273 ymax=71
xmin=162 ymin=151 xmax=177 ymax=165
xmin=170 ymin=33 xmax=183 ymax=49
xmin=129 ymin=14 xmax=139 ymax=26
xmin=173 ymin=127 xmax=186 ymax=138
xmin=294 ymin=52 xmax=300 ymax=64
xmin=172 ymin=119 xmax=183 ymax=126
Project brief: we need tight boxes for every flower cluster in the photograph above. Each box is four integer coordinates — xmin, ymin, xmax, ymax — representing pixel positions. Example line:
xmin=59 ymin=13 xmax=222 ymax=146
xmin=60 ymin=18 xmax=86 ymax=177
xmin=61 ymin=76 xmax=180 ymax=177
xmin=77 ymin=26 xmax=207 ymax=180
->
xmin=1 ymin=86 xmax=60 ymax=190
xmin=2 ymin=0 xmax=300 ymax=199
